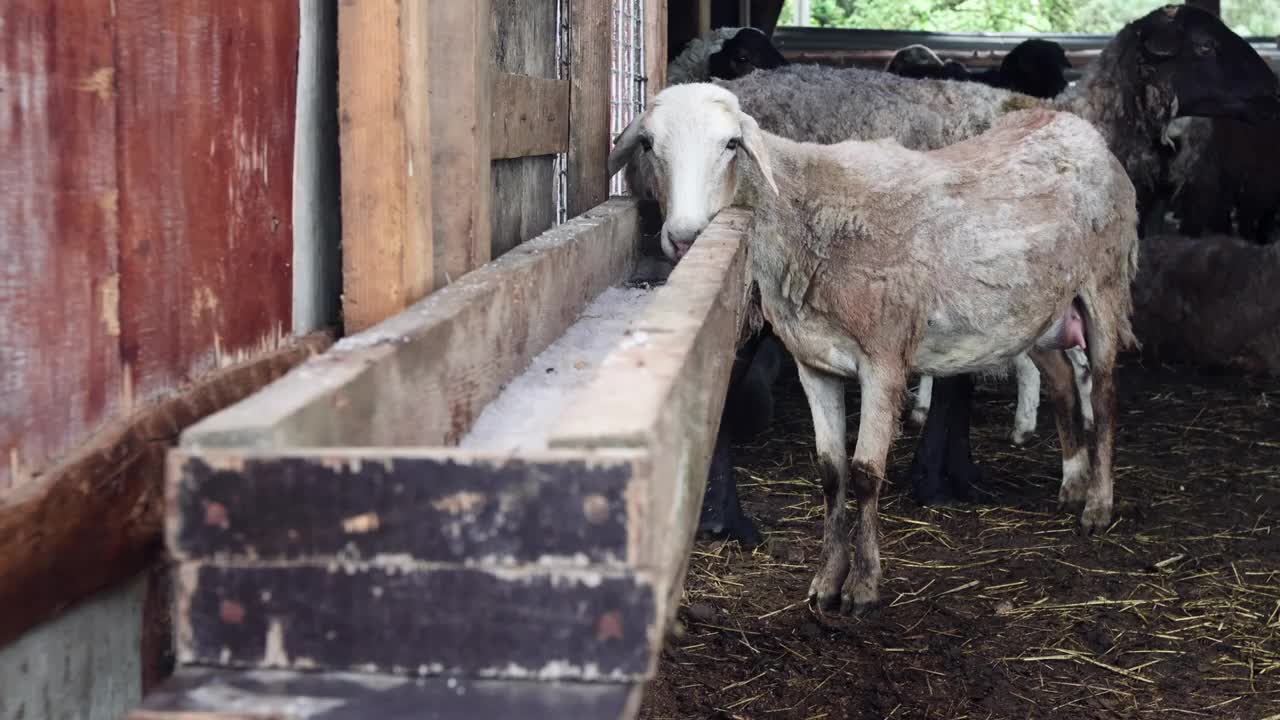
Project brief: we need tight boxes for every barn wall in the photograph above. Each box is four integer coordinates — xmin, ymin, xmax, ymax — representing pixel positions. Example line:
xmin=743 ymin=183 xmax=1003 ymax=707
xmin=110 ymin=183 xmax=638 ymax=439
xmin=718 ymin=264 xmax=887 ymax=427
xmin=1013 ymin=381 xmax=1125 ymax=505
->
xmin=0 ymin=0 xmax=298 ymax=488
xmin=0 ymin=0 xmax=301 ymax=714
xmin=490 ymin=0 xmax=560 ymax=258
xmin=0 ymin=576 xmax=148 ymax=720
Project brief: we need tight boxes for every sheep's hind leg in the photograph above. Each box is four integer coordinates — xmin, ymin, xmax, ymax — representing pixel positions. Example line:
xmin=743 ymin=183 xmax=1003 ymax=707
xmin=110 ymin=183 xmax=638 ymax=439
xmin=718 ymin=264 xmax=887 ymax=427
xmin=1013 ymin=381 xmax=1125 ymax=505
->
xmin=1010 ymin=353 xmax=1040 ymax=445
xmin=841 ymin=364 xmax=907 ymax=615
xmin=909 ymin=374 xmax=982 ymax=506
xmin=796 ymin=362 xmax=850 ymax=612
xmin=1029 ymin=349 xmax=1090 ymax=514
xmin=910 ymin=375 xmax=932 ymax=427
xmin=1078 ymin=306 xmax=1118 ymax=534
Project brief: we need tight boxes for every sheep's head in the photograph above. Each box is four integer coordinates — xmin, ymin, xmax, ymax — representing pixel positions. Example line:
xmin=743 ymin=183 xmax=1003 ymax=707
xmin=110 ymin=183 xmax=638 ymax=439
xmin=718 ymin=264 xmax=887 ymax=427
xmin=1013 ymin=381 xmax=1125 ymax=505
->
xmin=608 ymin=84 xmax=778 ymax=262
xmin=1132 ymin=5 xmax=1280 ymax=123
xmin=707 ymin=28 xmax=789 ymax=81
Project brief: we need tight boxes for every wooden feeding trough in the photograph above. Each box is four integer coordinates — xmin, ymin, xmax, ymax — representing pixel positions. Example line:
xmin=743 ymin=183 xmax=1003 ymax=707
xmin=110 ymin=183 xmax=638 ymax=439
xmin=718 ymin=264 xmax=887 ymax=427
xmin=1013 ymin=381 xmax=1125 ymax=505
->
xmin=131 ymin=201 xmax=754 ymax=719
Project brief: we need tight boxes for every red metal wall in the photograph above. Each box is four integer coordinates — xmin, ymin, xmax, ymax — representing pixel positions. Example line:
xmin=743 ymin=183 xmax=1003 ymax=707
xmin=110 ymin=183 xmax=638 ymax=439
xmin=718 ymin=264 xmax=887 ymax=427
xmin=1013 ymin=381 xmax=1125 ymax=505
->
xmin=0 ymin=0 xmax=299 ymax=490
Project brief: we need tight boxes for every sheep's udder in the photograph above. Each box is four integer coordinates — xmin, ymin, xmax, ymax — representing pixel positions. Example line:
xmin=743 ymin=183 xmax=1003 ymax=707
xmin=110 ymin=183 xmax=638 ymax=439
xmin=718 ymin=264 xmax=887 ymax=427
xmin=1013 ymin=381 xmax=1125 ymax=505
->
xmin=457 ymin=284 xmax=658 ymax=452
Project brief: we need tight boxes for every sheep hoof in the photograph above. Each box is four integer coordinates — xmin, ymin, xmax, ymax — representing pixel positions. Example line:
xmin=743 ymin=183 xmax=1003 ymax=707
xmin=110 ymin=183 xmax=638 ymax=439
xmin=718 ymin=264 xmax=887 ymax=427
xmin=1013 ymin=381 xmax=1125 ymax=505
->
xmin=806 ymin=553 xmax=850 ymax=613
xmin=840 ymin=577 xmax=880 ymax=616
xmin=1078 ymin=501 xmax=1113 ymax=535
xmin=1011 ymin=428 xmax=1034 ymax=446
xmin=1058 ymin=480 xmax=1088 ymax=513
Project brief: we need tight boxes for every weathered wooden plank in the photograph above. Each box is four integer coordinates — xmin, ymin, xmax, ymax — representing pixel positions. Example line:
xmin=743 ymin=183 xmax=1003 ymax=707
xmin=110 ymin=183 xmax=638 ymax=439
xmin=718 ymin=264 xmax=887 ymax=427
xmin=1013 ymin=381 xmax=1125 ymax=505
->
xmin=429 ymin=0 xmax=493 ymax=286
xmin=549 ymin=209 xmax=751 ymax=613
xmin=645 ymin=0 xmax=669 ymax=99
xmin=130 ymin=668 xmax=644 ymax=720
xmin=175 ymin=562 xmax=658 ymax=680
xmin=167 ymin=450 xmax=646 ymax=566
xmin=491 ymin=74 xmax=569 ymax=160
xmin=180 ymin=199 xmax=638 ymax=450
xmin=337 ymin=0 xmax=434 ymax=333
xmin=115 ymin=0 xmax=298 ymax=403
xmin=490 ymin=0 xmax=559 ymax=259
xmin=1 ymin=0 xmax=122 ymax=491
xmin=567 ymin=0 xmax=611 ymax=216
xmin=0 ymin=334 xmax=330 ymax=649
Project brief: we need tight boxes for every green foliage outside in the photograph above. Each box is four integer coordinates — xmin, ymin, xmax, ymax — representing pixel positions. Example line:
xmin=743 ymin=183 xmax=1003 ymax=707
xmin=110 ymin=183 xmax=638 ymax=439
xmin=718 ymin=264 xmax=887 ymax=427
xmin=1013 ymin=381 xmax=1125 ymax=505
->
xmin=780 ymin=0 xmax=1280 ymax=37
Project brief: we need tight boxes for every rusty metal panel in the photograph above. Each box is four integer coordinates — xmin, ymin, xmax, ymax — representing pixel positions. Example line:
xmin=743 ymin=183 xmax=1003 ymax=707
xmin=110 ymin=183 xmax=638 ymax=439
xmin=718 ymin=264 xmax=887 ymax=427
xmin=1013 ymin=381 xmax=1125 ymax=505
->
xmin=0 ymin=0 xmax=124 ymax=490
xmin=114 ymin=0 xmax=298 ymax=407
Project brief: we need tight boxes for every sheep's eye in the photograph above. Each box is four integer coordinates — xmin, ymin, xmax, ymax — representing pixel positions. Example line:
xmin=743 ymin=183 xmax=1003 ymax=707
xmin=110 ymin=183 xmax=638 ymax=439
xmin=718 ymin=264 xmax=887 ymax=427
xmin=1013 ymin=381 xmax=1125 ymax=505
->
xmin=726 ymin=138 xmax=741 ymax=151
xmin=639 ymin=136 xmax=653 ymax=152
xmin=1193 ymin=40 xmax=1216 ymax=57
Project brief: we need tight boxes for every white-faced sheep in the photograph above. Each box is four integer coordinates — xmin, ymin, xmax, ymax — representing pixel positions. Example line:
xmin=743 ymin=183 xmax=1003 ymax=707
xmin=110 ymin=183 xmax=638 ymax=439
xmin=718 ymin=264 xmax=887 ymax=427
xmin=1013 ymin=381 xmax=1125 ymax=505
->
xmin=615 ymin=5 xmax=1280 ymax=517
xmin=617 ymin=83 xmax=1140 ymax=614
xmin=1132 ymin=233 xmax=1280 ymax=374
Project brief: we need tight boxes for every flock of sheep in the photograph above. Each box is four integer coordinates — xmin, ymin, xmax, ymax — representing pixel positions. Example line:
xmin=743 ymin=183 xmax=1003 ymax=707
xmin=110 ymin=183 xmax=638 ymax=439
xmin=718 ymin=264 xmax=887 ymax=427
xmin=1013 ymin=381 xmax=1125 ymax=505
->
xmin=607 ymin=5 xmax=1280 ymax=615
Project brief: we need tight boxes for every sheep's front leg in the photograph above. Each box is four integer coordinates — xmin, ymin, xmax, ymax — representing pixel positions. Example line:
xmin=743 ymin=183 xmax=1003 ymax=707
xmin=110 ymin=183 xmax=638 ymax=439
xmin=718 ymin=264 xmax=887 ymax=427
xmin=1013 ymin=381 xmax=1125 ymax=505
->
xmin=796 ymin=362 xmax=850 ymax=611
xmin=842 ymin=365 xmax=906 ymax=615
xmin=908 ymin=374 xmax=980 ymax=506
xmin=1010 ymin=353 xmax=1040 ymax=445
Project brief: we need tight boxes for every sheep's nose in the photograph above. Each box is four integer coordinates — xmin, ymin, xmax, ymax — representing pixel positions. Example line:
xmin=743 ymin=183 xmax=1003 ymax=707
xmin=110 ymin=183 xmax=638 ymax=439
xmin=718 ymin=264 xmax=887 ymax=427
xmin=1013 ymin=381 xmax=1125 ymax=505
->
xmin=665 ymin=219 xmax=704 ymax=256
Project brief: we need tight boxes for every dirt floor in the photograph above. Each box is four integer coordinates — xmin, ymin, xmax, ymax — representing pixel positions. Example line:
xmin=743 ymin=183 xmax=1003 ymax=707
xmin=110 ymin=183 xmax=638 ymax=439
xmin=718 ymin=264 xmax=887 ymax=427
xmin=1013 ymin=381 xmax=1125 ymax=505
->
xmin=639 ymin=355 xmax=1280 ymax=720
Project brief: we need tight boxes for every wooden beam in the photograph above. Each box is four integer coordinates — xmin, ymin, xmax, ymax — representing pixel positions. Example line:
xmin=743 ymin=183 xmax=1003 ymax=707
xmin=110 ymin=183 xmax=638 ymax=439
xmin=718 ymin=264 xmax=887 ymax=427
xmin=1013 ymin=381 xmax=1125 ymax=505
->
xmin=337 ymin=0 xmax=433 ymax=333
xmin=698 ymin=0 xmax=712 ymax=33
xmin=645 ymin=0 xmax=668 ymax=99
xmin=429 ymin=0 xmax=492 ymax=287
xmin=179 ymin=199 xmax=638 ymax=451
xmin=174 ymin=561 xmax=657 ymax=677
xmin=567 ymin=0 xmax=611 ymax=215
xmin=0 ymin=333 xmax=331 ymax=649
xmin=167 ymin=450 xmax=644 ymax=566
xmin=131 ymin=668 xmax=645 ymax=720
xmin=490 ymin=73 xmax=570 ymax=159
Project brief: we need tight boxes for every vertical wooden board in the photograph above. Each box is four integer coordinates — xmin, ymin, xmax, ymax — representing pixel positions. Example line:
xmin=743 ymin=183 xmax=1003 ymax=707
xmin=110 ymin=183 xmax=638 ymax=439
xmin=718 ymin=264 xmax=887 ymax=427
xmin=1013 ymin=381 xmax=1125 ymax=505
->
xmin=429 ymin=0 xmax=492 ymax=287
xmin=0 ymin=0 xmax=122 ymax=489
xmin=490 ymin=0 xmax=560 ymax=258
xmin=645 ymin=0 xmax=669 ymax=98
xmin=115 ymin=0 xmax=298 ymax=406
xmin=567 ymin=0 xmax=611 ymax=216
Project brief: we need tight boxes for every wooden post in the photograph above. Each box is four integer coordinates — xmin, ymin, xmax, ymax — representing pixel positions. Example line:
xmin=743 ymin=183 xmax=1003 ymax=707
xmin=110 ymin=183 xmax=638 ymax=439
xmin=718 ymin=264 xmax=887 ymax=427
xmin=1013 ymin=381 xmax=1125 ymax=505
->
xmin=697 ymin=0 xmax=711 ymax=34
xmin=567 ymin=0 xmax=610 ymax=216
xmin=646 ymin=0 xmax=668 ymax=100
xmin=428 ymin=0 xmax=492 ymax=287
xmin=337 ymin=1 xmax=434 ymax=333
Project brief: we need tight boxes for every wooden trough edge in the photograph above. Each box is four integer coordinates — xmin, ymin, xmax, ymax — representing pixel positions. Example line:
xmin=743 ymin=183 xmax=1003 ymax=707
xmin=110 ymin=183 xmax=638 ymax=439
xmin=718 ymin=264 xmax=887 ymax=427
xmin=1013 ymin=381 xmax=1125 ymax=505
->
xmin=129 ymin=667 xmax=645 ymax=720
xmin=180 ymin=198 xmax=639 ymax=451
xmin=0 ymin=332 xmax=332 ymax=649
xmin=550 ymin=208 xmax=753 ymax=626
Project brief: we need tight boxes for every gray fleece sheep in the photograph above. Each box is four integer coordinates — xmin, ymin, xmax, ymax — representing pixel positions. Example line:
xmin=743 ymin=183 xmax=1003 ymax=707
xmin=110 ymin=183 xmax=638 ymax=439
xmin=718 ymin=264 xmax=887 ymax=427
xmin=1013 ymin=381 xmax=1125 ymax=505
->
xmin=619 ymin=83 xmax=1139 ymax=614
xmin=614 ymin=4 xmax=1280 ymax=447
xmin=1132 ymin=233 xmax=1280 ymax=374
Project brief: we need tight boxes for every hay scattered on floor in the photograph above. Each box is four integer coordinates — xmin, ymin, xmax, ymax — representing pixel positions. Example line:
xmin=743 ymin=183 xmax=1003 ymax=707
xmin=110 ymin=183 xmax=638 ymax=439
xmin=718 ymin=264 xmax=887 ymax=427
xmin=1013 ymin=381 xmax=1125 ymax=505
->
xmin=641 ymin=358 xmax=1280 ymax=720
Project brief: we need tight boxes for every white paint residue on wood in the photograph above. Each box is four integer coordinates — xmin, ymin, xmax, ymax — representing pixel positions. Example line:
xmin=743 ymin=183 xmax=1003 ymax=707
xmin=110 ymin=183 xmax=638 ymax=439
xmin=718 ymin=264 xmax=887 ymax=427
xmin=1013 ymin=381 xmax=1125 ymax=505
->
xmin=459 ymin=285 xmax=657 ymax=451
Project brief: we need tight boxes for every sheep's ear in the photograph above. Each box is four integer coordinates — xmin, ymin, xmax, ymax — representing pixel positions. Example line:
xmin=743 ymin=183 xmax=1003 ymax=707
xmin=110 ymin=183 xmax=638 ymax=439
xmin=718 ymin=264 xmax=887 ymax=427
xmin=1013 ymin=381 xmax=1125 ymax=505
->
xmin=738 ymin=112 xmax=778 ymax=196
xmin=608 ymin=115 xmax=645 ymax=178
xmin=1139 ymin=8 xmax=1182 ymax=59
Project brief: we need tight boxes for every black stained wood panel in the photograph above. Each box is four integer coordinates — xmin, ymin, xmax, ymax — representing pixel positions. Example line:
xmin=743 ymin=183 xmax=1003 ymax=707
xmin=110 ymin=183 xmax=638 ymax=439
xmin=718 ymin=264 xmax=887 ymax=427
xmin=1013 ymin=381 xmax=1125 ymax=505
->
xmin=177 ymin=562 xmax=657 ymax=679
xmin=132 ymin=668 xmax=642 ymax=720
xmin=169 ymin=454 xmax=634 ymax=564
